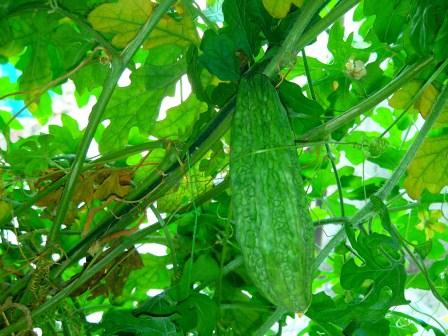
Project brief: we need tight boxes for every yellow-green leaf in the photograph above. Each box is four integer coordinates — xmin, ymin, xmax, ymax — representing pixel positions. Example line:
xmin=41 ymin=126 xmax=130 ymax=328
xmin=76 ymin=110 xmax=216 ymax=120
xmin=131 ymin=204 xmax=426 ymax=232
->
xmin=143 ymin=11 xmax=198 ymax=50
xmin=87 ymin=0 xmax=198 ymax=49
xmin=416 ymin=210 xmax=446 ymax=240
xmin=157 ymin=166 xmax=213 ymax=213
xmin=389 ymin=82 xmax=448 ymax=127
xmin=262 ymin=0 xmax=304 ymax=19
xmin=0 ymin=201 xmax=12 ymax=222
xmin=388 ymin=81 xmax=420 ymax=109
xmin=417 ymin=84 xmax=448 ymax=127
xmin=88 ymin=0 xmax=151 ymax=48
xmin=415 ymin=84 xmax=438 ymax=116
xmin=404 ymin=135 xmax=448 ymax=199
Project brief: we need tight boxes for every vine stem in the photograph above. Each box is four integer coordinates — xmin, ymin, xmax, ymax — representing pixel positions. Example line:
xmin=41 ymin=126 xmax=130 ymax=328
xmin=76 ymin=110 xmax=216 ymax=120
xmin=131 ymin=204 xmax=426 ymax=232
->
xmin=79 ymin=0 xmax=360 ymax=248
xmin=301 ymin=48 xmax=346 ymax=218
xmin=6 ymin=0 xmax=360 ymax=273
xmin=187 ymin=0 xmax=219 ymax=32
xmin=0 ymin=0 xmax=387 ymax=320
xmin=398 ymin=230 xmax=448 ymax=309
xmin=0 ymin=223 xmax=164 ymax=336
xmin=263 ymin=0 xmax=327 ymax=77
xmin=315 ymin=83 xmax=448 ymax=269
xmin=254 ymin=307 xmax=287 ymax=336
xmin=149 ymin=204 xmax=178 ymax=274
xmin=299 ymin=57 xmax=434 ymax=141
xmin=47 ymin=0 xmax=177 ymax=245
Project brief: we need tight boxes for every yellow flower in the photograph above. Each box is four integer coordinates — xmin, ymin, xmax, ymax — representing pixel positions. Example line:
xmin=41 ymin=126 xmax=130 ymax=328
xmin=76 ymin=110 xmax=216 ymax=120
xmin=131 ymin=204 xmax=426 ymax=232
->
xmin=416 ymin=210 xmax=446 ymax=240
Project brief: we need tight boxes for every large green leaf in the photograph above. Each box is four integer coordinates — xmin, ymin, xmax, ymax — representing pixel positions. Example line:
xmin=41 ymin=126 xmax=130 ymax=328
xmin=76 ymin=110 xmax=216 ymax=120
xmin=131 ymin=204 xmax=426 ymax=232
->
xmin=87 ymin=0 xmax=198 ymax=49
xmin=364 ymin=0 xmax=409 ymax=44
xmin=199 ymin=30 xmax=240 ymax=81
xmin=153 ymin=94 xmax=208 ymax=141
xmin=99 ymin=45 xmax=186 ymax=152
xmin=100 ymin=309 xmax=177 ymax=336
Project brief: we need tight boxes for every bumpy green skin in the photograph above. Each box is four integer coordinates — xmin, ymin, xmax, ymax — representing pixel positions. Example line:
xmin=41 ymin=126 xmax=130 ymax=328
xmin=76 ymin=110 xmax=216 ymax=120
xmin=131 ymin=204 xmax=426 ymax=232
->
xmin=230 ymin=74 xmax=314 ymax=312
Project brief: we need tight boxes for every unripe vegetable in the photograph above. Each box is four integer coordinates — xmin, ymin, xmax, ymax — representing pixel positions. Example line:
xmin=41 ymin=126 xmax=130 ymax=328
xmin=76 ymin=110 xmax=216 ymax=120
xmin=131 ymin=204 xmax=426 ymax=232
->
xmin=230 ymin=74 xmax=314 ymax=312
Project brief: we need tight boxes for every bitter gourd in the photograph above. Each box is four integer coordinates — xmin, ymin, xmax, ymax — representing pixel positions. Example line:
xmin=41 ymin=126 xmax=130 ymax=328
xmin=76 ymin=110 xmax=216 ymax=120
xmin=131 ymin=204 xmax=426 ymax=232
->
xmin=230 ymin=74 xmax=314 ymax=312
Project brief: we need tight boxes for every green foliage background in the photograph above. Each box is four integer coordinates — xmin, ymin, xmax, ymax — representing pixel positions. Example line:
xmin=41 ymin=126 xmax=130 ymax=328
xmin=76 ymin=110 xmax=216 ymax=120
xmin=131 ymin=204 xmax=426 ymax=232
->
xmin=0 ymin=0 xmax=447 ymax=335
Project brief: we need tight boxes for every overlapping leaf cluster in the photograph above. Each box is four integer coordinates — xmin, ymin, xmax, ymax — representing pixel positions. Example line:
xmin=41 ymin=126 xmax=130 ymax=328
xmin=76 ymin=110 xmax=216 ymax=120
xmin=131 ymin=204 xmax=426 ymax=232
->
xmin=0 ymin=0 xmax=447 ymax=335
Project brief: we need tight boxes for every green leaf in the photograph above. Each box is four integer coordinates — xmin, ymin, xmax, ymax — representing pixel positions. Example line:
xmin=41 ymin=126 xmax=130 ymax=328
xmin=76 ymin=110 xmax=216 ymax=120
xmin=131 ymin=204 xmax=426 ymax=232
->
xmin=388 ymin=312 xmax=444 ymax=336
xmin=406 ymin=257 xmax=448 ymax=305
xmin=49 ymin=22 xmax=93 ymax=73
xmin=0 ymin=201 xmax=13 ymax=223
xmin=186 ymin=45 xmax=211 ymax=103
xmin=199 ymin=30 xmax=240 ymax=81
xmin=60 ymin=0 xmax=107 ymax=15
xmin=100 ymin=309 xmax=177 ymax=336
xmin=218 ymin=279 xmax=272 ymax=334
xmin=157 ymin=164 xmax=214 ymax=212
xmin=340 ymin=232 xmax=407 ymax=306
xmin=17 ymin=40 xmax=52 ymax=106
xmin=141 ymin=45 xmax=187 ymax=91
xmin=48 ymin=114 xmax=82 ymax=154
xmin=88 ymin=0 xmax=198 ymax=49
xmin=0 ymin=9 xmax=34 ymax=58
xmin=71 ymin=62 xmax=108 ymax=95
xmin=190 ymin=254 xmax=221 ymax=283
xmin=308 ymin=232 xmax=407 ymax=329
xmin=345 ymin=319 xmax=390 ymax=336
xmin=434 ymin=16 xmax=448 ymax=60
xmin=328 ymin=21 xmax=369 ymax=66
xmin=0 ymin=76 xmax=16 ymax=97
xmin=177 ymin=293 xmax=218 ymax=335
xmin=364 ymin=0 xmax=408 ymax=44
xmin=222 ymin=0 xmax=262 ymax=57
xmin=153 ymin=94 xmax=207 ymax=141
xmin=0 ymin=110 xmax=22 ymax=134
xmin=408 ymin=1 xmax=447 ymax=56
xmin=388 ymin=81 xmax=420 ymax=111
xmin=100 ymin=84 xmax=169 ymax=152
xmin=99 ymin=46 xmax=185 ymax=152
xmin=387 ymin=314 xmax=418 ymax=336
xmin=134 ymin=293 xmax=178 ymax=318
xmin=279 ymin=80 xmax=324 ymax=136
xmin=368 ymin=147 xmax=405 ymax=170
xmin=262 ymin=0 xmax=303 ymax=19
xmin=414 ymin=240 xmax=432 ymax=259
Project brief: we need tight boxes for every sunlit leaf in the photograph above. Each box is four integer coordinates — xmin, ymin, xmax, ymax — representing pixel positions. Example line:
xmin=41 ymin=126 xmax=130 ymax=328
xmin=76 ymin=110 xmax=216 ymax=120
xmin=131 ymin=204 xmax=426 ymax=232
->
xmin=416 ymin=210 xmax=446 ymax=240
xmin=404 ymin=135 xmax=448 ymax=199
xmin=388 ymin=81 xmax=420 ymax=110
xmin=262 ymin=0 xmax=304 ymax=19
xmin=153 ymin=94 xmax=208 ymax=141
xmin=416 ymin=84 xmax=448 ymax=127
xmin=389 ymin=82 xmax=448 ymax=127
xmin=2 ymin=1 xmax=448 ymax=335
xmin=157 ymin=165 xmax=214 ymax=213
xmin=99 ymin=46 xmax=186 ymax=152
xmin=0 ymin=201 xmax=13 ymax=223
xmin=88 ymin=0 xmax=198 ymax=49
